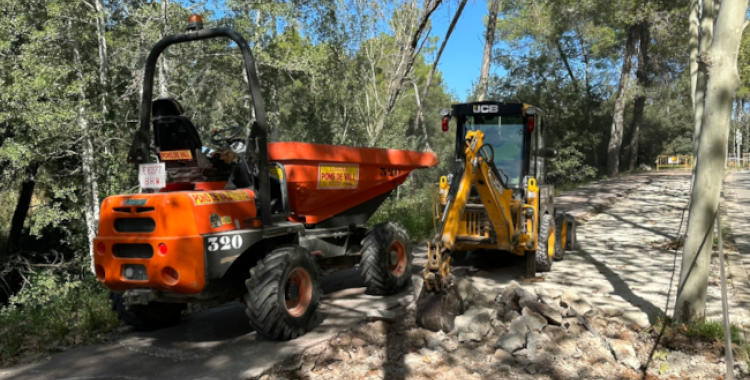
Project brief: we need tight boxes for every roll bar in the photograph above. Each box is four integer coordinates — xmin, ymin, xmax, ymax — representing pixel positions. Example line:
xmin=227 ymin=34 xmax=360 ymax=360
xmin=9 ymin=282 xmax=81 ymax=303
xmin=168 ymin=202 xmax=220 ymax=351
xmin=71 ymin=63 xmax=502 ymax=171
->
xmin=126 ymin=26 xmax=272 ymax=226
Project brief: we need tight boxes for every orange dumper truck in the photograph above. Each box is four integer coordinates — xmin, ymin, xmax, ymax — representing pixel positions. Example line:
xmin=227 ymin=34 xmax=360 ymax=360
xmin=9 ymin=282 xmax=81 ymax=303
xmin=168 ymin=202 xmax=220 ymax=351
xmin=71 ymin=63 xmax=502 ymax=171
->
xmin=93 ymin=15 xmax=437 ymax=340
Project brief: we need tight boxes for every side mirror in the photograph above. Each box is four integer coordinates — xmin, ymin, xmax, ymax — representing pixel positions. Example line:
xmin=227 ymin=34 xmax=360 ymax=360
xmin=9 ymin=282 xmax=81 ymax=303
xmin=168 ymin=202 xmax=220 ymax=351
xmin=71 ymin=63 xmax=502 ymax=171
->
xmin=538 ymin=147 xmax=558 ymax=158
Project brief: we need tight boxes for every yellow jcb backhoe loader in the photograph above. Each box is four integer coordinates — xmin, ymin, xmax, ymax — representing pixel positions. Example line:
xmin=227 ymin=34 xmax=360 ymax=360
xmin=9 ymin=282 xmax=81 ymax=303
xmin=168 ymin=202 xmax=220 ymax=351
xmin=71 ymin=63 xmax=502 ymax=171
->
xmin=416 ymin=101 xmax=577 ymax=331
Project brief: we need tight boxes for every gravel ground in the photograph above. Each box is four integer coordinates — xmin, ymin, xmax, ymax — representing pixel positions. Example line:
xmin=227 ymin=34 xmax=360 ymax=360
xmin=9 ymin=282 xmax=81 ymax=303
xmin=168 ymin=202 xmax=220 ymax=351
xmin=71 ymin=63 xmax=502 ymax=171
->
xmin=253 ymin=173 xmax=747 ymax=380
xmin=253 ymin=281 xmax=735 ymax=380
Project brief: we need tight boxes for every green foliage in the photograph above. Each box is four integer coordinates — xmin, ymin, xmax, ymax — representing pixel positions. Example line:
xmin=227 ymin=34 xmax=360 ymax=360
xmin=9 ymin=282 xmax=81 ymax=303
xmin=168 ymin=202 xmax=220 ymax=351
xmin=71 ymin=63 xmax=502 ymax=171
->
xmin=369 ymin=187 xmax=435 ymax=242
xmin=546 ymin=138 xmax=598 ymax=185
xmin=0 ymin=273 xmax=120 ymax=365
xmin=685 ymin=320 xmax=741 ymax=345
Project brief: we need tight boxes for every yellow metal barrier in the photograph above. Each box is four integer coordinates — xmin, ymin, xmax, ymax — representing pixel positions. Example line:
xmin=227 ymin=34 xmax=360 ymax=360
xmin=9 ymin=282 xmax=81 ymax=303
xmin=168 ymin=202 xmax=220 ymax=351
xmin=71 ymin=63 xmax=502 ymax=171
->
xmin=656 ymin=155 xmax=693 ymax=171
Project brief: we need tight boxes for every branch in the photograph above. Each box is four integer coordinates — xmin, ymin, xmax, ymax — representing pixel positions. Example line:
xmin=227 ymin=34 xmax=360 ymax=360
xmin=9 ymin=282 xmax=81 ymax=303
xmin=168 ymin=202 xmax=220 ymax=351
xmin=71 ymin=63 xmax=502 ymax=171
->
xmin=413 ymin=0 xmax=468 ymax=134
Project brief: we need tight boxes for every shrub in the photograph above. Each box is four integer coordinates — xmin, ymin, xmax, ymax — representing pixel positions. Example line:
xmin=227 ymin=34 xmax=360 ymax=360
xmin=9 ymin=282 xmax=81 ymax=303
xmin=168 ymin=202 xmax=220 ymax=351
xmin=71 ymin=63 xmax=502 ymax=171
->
xmin=369 ymin=187 xmax=435 ymax=242
xmin=0 ymin=271 xmax=119 ymax=365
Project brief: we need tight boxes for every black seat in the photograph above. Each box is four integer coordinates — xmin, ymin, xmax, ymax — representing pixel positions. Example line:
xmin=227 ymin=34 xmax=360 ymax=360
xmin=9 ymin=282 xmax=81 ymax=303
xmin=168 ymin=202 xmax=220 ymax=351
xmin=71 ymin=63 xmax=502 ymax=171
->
xmin=152 ymin=99 xmax=202 ymax=171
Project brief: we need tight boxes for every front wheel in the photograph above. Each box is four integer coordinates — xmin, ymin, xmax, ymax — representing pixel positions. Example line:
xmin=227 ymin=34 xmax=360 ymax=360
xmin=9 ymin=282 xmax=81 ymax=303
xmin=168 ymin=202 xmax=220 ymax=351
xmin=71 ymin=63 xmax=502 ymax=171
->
xmin=536 ymin=214 xmax=554 ymax=272
xmin=360 ymin=222 xmax=413 ymax=295
xmin=244 ymin=245 xmax=321 ymax=340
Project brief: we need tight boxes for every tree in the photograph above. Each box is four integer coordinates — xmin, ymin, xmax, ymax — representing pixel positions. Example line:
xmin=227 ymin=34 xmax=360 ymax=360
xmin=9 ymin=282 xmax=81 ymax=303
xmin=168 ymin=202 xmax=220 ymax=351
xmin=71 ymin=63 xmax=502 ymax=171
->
xmin=690 ymin=0 xmax=714 ymax=177
xmin=366 ymin=0 xmax=443 ymax=147
xmin=628 ymin=21 xmax=651 ymax=170
xmin=606 ymin=25 xmax=637 ymax=177
xmin=477 ymin=0 xmax=502 ymax=101
xmin=674 ymin=0 xmax=748 ymax=323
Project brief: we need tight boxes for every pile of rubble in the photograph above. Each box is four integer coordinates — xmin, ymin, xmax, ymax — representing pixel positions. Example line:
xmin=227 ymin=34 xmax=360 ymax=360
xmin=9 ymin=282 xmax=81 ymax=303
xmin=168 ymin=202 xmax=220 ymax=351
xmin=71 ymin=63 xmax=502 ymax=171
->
xmin=253 ymin=279 xmax=732 ymax=380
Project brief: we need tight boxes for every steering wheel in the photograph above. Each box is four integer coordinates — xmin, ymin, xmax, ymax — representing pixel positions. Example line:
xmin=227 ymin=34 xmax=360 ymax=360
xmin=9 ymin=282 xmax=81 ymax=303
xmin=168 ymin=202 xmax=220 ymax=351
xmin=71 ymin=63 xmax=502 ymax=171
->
xmin=210 ymin=126 xmax=245 ymax=146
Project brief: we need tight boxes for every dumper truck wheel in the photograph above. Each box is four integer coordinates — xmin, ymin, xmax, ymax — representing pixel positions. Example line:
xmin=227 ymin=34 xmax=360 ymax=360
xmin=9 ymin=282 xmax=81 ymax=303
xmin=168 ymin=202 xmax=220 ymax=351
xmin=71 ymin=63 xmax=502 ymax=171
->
xmin=553 ymin=212 xmax=566 ymax=261
xmin=244 ymin=245 xmax=321 ymax=340
xmin=536 ymin=214 xmax=554 ymax=272
xmin=109 ymin=292 xmax=185 ymax=331
xmin=361 ymin=222 xmax=413 ymax=295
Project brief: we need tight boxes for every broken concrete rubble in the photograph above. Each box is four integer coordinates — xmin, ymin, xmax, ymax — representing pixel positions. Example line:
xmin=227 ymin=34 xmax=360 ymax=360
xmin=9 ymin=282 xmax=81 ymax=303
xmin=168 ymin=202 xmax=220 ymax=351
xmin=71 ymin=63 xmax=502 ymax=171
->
xmin=256 ymin=279 xmax=729 ymax=380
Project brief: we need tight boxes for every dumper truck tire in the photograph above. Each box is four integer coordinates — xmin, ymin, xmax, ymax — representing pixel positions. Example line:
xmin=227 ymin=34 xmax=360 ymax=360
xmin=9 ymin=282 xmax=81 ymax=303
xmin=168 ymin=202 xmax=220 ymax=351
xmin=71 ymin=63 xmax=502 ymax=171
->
xmin=553 ymin=212 xmax=566 ymax=261
xmin=361 ymin=222 xmax=413 ymax=295
xmin=536 ymin=214 xmax=554 ymax=272
xmin=244 ymin=245 xmax=321 ymax=340
xmin=109 ymin=292 xmax=185 ymax=331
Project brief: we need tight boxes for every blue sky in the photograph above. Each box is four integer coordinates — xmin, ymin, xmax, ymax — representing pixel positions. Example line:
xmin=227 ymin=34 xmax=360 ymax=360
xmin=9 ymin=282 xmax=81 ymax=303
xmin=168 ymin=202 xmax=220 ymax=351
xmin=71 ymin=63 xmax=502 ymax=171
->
xmin=429 ymin=0 xmax=496 ymax=101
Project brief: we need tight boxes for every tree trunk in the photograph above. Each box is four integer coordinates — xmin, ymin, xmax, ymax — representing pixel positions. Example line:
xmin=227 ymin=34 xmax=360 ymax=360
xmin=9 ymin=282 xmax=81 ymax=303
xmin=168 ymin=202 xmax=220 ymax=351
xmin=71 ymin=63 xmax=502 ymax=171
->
xmin=477 ymin=0 xmax=501 ymax=101
xmin=4 ymin=162 xmax=40 ymax=258
xmin=606 ymin=25 xmax=637 ymax=177
xmin=689 ymin=0 xmax=700 ymax=113
xmin=158 ymin=0 xmax=170 ymax=98
xmin=629 ymin=22 xmax=651 ymax=171
xmin=73 ymin=43 xmax=100 ymax=274
xmin=94 ymin=0 xmax=108 ymax=115
xmin=691 ymin=0 xmax=714 ymax=167
xmin=411 ymin=74 xmax=431 ymax=151
xmin=674 ymin=0 xmax=747 ymax=323
xmin=413 ymin=0 xmax=468 ymax=149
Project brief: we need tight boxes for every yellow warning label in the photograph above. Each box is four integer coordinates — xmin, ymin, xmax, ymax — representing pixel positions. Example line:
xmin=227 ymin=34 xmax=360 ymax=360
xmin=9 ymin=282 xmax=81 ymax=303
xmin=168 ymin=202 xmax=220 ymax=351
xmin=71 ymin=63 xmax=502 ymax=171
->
xmin=188 ymin=190 xmax=251 ymax=205
xmin=159 ymin=150 xmax=193 ymax=161
xmin=221 ymin=216 xmax=232 ymax=225
xmin=318 ymin=165 xmax=359 ymax=189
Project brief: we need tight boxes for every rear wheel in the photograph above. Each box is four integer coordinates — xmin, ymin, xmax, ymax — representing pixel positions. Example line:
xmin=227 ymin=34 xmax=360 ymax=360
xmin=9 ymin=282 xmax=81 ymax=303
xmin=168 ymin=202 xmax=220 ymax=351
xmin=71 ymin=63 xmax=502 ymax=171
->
xmin=110 ymin=292 xmax=185 ymax=331
xmin=554 ymin=212 xmax=566 ymax=261
xmin=361 ymin=222 xmax=413 ymax=295
xmin=244 ymin=245 xmax=321 ymax=340
xmin=565 ymin=215 xmax=577 ymax=251
xmin=536 ymin=214 xmax=554 ymax=272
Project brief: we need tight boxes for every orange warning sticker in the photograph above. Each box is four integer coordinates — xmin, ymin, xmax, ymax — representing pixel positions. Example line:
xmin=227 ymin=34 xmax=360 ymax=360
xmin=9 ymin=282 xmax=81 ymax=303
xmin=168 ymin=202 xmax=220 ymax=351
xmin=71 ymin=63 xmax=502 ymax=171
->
xmin=159 ymin=150 xmax=193 ymax=161
xmin=318 ymin=164 xmax=359 ymax=189
xmin=188 ymin=190 xmax=251 ymax=206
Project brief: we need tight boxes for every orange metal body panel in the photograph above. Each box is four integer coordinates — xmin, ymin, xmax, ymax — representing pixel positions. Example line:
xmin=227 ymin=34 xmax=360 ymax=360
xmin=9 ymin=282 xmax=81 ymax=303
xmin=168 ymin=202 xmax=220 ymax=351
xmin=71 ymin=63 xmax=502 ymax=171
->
xmin=268 ymin=142 xmax=438 ymax=224
xmin=93 ymin=189 xmax=256 ymax=293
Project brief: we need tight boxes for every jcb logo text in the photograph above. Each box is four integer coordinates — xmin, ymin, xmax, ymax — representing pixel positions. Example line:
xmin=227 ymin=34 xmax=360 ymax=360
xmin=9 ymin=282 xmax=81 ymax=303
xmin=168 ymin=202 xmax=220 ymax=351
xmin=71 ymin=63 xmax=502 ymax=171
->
xmin=473 ymin=105 xmax=498 ymax=113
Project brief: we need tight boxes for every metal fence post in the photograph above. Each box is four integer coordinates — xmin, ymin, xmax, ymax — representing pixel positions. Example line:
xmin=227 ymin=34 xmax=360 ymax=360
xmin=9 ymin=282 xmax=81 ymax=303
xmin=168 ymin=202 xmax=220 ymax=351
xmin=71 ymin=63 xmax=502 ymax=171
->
xmin=717 ymin=211 xmax=735 ymax=380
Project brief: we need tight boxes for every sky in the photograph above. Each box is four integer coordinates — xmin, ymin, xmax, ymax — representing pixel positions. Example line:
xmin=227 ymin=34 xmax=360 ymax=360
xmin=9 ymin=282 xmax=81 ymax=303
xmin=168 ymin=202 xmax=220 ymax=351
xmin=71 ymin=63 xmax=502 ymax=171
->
xmin=200 ymin=0 xmax=502 ymax=102
xmin=429 ymin=0 xmax=496 ymax=101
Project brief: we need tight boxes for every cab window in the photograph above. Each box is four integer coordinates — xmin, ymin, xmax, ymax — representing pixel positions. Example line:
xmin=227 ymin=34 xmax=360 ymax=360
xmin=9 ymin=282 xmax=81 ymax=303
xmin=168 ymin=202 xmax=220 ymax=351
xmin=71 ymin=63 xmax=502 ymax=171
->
xmin=465 ymin=115 xmax=525 ymax=187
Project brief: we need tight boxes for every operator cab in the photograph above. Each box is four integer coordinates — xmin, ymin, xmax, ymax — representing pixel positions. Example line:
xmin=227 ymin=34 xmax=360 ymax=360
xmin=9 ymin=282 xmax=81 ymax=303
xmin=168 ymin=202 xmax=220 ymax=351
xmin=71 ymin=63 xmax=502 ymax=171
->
xmin=149 ymin=98 xmax=288 ymax=215
xmin=150 ymin=98 xmax=242 ymax=186
xmin=446 ymin=101 xmax=554 ymax=190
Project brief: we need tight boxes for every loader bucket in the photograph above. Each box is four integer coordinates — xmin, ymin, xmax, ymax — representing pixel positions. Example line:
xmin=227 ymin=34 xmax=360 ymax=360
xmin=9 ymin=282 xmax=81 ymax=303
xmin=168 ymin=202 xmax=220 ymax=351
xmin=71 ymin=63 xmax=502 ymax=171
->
xmin=268 ymin=142 xmax=438 ymax=225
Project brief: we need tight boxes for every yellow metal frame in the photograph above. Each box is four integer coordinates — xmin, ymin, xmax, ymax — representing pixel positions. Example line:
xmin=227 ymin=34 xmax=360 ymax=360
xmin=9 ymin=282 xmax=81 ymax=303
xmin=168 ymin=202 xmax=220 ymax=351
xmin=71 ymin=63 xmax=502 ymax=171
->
xmin=429 ymin=130 xmax=539 ymax=255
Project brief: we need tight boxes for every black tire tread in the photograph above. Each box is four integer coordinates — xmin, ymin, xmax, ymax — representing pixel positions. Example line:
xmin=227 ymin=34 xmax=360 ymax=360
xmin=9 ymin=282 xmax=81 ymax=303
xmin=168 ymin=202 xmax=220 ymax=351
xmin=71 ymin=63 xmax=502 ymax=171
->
xmin=360 ymin=222 xmax=413 ymax=295
xmin=244 ymin=245 xmax=321 ymax=340
xmin=536 ymin=214 xmax=554 ymax=272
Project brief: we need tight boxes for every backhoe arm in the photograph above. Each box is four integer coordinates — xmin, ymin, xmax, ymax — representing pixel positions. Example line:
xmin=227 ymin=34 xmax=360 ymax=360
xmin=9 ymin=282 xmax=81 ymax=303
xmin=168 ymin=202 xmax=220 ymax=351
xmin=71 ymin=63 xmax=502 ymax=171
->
xmin=425 ymin=130 xmax=518 ymax=291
